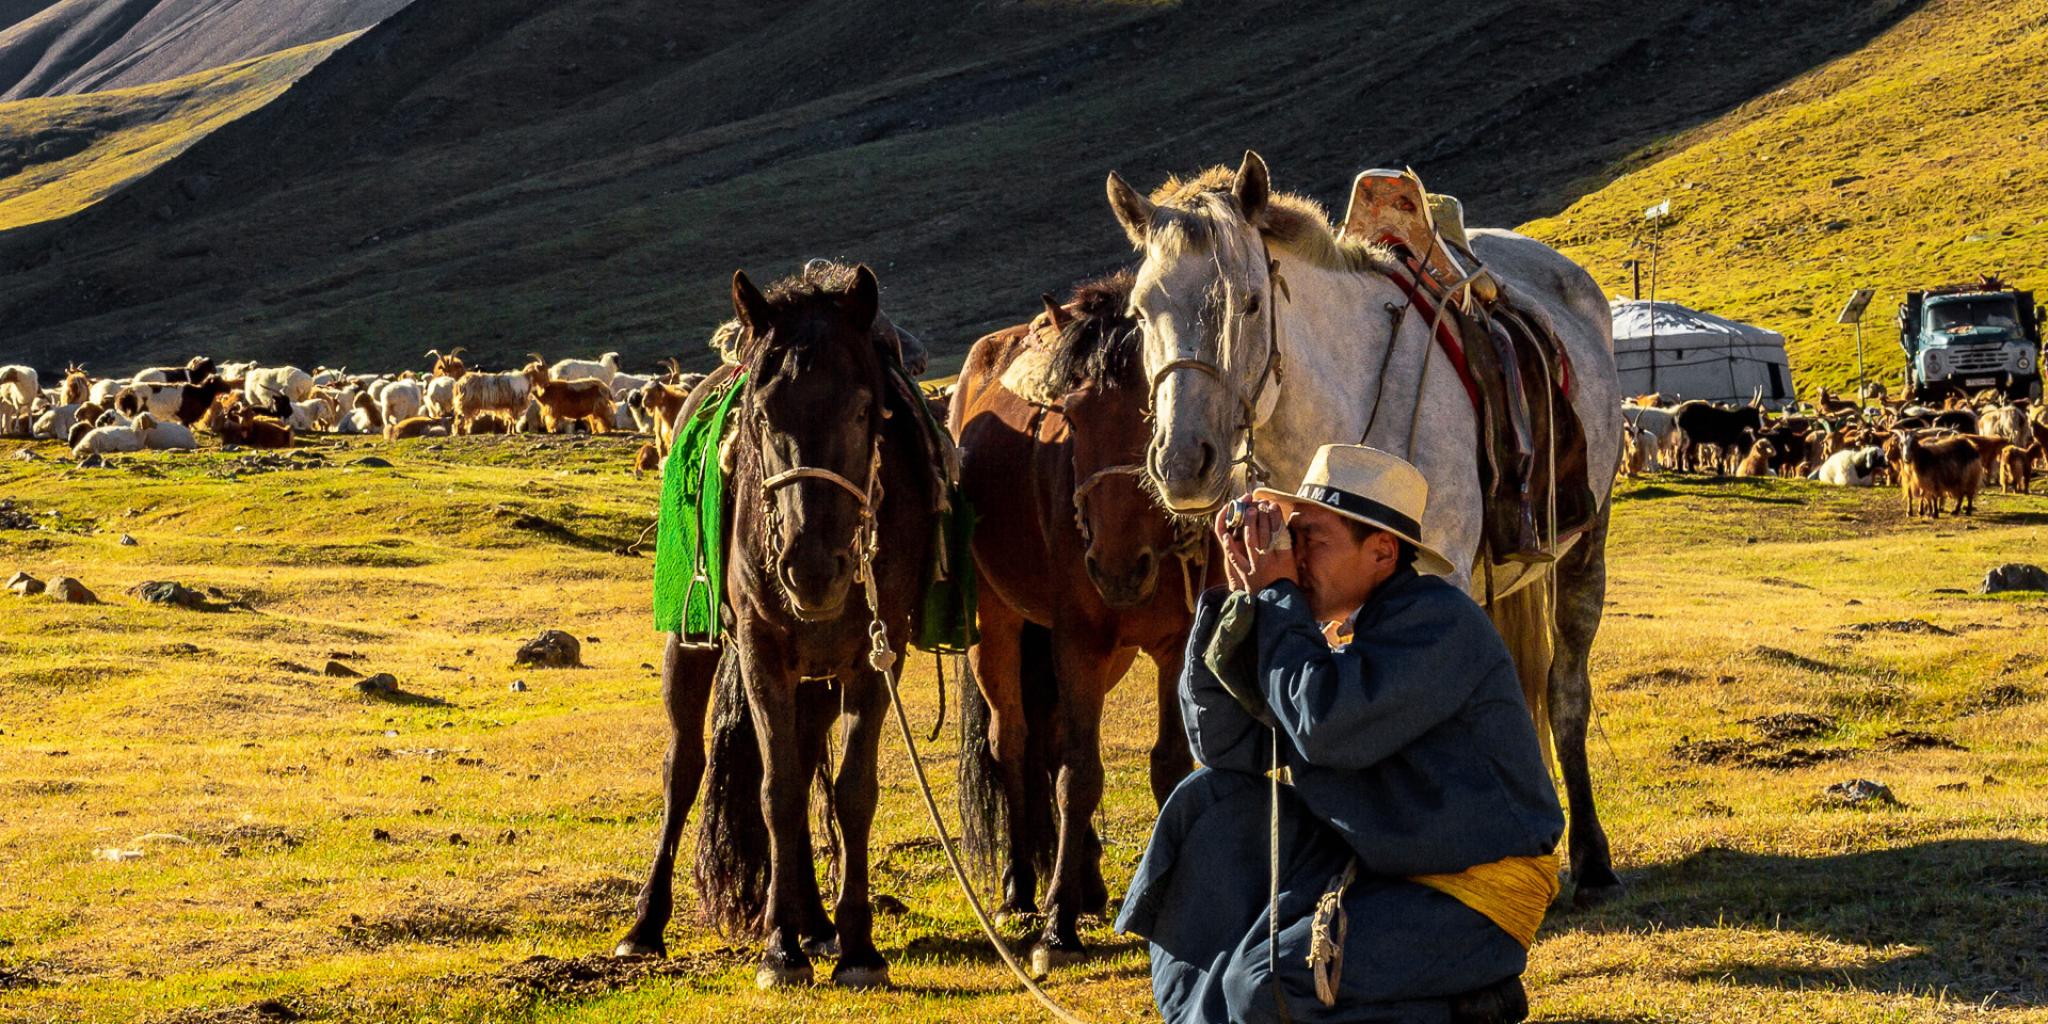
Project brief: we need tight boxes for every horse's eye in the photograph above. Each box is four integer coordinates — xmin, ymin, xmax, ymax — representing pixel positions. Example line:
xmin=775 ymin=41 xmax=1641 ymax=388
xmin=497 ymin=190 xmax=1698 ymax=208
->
xmin=1244 ymin=294 xmax=1261 ymax=316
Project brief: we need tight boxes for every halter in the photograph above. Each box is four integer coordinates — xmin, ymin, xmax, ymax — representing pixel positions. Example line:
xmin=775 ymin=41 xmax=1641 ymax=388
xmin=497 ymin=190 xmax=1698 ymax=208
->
xmin=1143 ymin=241 xmax=1287 ymax=487
xmin=747 ymin=370 xmax=887 ymax=618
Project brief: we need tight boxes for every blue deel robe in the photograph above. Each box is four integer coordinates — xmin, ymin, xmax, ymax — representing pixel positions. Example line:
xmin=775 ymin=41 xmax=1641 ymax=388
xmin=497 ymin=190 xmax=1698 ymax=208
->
xmin=1114 ymin=569 xmax=1564 ymax=1024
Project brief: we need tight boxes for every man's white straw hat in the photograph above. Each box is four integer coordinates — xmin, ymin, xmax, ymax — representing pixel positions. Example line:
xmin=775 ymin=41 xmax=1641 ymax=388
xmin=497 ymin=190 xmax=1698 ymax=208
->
xmin=1253 ymin=444 xmax=1455 ymax=576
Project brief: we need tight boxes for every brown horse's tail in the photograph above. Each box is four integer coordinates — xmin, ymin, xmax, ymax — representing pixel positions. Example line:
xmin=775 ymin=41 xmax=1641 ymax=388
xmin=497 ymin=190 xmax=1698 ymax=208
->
xmin=694 ymin=653 xmax=769 ymax=935
xmin=957 ymin=624 xmax=1057 ymax=886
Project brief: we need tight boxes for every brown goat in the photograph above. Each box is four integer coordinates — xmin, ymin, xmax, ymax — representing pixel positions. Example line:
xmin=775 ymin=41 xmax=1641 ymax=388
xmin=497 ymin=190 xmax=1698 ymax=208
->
xmin=535 ymin=379 xmax=613 ymax=434
xmin=1897 ymin=431 xmax=1983 ymax=518
xmin=467 ymin=412 xmax=510 ymax=434
xmin=217 ymin=400 xmax=294 ymax=449
xmin=61 ymin=364 xmax=89 ymax=405
xmin=632 ymin=441 xmax=661 ymax=478
xmin=1999 ymin=442 xmax=2039 ymax=494
xmin=385 ymin=415 xmax=452 ymax=440
xmin=1735 ymin=439 xmax=1775 ymax=477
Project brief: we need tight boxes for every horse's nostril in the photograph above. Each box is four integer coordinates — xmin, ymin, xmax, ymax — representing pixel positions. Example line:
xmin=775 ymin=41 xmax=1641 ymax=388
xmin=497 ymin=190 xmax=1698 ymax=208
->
xmin=1194 ymin=441 xmax=1216 ymax=478
xmin=1085 ymin=553 xmax=1101 ymax=578
xmin=1135 ymin=550 xmax=1155 ymax=577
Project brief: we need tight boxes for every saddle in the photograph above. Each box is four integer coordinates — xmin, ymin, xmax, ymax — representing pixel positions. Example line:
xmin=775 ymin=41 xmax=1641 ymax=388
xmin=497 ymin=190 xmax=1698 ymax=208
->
xmin=1340 ymin=169 xmax=1597 ymax=563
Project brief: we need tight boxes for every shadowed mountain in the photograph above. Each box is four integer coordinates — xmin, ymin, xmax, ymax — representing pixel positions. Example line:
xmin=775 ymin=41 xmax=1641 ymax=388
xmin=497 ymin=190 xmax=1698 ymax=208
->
xmin=0 ymin=0 xmax=1924 ymax=375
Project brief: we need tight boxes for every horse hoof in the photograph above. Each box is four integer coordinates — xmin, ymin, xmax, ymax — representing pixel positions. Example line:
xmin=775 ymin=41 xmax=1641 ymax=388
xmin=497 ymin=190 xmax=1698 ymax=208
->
xmin=1028 ymin=941 xmax=1085 ymax=978
xmin=1571 ymin=878 xmax=1624 ymax=910
xmin=803 ymin=935 xmax=841 ymax=958
xmin=831 ymin=963 xmax=892 ymax=989
xmin=755 ymin=960 xmax=814 ymax=989
xmin=612 ymin=937 xmax=664 ymax=958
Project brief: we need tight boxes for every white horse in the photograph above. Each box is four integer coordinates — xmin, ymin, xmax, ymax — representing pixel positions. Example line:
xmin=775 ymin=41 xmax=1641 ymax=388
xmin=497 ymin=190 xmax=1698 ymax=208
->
xmin=1106 ymin=151 xmax=1624 ymax=903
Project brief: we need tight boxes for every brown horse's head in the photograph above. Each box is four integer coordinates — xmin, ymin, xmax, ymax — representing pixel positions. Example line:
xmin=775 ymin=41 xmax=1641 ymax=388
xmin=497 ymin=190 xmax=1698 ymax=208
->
xmin=1041 ymin=269 xmax=1185 ymax=610
xmin=734 ymin=262 xmax=890 ymax=621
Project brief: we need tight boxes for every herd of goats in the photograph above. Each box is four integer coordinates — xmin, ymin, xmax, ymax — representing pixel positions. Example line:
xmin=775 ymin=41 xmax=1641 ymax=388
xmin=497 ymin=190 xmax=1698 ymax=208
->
xmin=0 ymin=350 xmax=705 ymax=473
xmin=1622 ymin=384 xmax=2045 ymax=516
xmin=4 ymin=351 xmax=2044 ymax=519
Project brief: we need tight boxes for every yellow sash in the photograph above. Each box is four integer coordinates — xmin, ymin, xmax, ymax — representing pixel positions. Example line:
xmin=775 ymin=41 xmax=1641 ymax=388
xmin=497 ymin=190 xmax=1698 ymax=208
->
xmin=1408 ymin=851 xmax=1559 ymax=948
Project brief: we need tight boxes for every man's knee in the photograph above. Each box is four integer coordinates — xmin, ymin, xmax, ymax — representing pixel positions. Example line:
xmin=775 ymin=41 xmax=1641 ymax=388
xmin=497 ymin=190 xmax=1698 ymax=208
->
xmin=1162 ymin=764 xmax=1264 ymax=817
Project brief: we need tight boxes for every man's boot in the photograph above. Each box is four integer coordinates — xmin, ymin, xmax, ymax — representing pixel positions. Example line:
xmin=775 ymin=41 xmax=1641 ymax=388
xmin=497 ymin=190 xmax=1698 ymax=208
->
xmin=1449 ymin=975 xmax=1529 ymax=1024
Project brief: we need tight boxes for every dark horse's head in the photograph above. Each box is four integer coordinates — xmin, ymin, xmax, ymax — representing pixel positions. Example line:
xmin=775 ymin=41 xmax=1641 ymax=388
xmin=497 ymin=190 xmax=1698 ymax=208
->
xmin=733 ymin=262 xmax=892 ymax=622
xmin=1040 ymin=268 xmax=1189 ymax=610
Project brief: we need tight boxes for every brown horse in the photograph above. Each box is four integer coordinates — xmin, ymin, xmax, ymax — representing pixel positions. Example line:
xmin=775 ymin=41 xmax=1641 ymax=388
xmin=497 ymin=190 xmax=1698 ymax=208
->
xmin=951 ymin=269 xmax=1214 ymax=965
xmin=613 ymin=262 xmax=939 ymax=989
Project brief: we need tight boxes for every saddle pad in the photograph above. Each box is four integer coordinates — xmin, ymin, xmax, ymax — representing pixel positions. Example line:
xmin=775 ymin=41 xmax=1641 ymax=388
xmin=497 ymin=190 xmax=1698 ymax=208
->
xmin=652 ymin=369 xmax=748 ymax=641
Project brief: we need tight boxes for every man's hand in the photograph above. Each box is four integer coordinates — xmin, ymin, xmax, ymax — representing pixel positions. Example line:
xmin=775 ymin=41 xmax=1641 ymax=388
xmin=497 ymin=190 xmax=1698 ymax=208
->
xmin=1213 ymin=493 xmax=1296 ymax=593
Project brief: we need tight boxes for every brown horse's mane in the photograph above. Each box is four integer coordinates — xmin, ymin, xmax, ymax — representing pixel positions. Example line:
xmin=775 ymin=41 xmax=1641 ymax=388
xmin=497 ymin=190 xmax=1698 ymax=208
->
xmin=1143 ymin=166 xmax=1400 ymax=276
xmin=1041 ymin=268 xmax=1141 ymax=394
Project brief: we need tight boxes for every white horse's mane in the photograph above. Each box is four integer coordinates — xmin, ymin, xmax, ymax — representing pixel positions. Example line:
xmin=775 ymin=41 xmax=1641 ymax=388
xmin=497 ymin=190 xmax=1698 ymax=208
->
xmin=1141 ymin=166 xmax=1402 ymax=277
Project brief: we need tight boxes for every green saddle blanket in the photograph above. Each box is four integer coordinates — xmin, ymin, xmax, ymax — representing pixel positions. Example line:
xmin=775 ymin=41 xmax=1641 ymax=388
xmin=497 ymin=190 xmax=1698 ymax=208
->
xmin=650 ymin=361 xmax=978 ymax=654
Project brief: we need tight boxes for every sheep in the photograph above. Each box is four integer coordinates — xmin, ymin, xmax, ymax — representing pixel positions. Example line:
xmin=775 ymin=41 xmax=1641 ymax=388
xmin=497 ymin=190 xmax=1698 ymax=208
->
xmin=379 ymin=378 xmax=424 ymax=426
xmin=611 ymin=400 xmax=638 ymax=433
xmin=1999 ymin=442 xmax=2040 ymax=494
xmin=311 ymin=366 xmax=350 ymax=387
xmin=548 ymin=351 xmax=621 ymax=386
xmin=1813 ymin=447 xmax=1887 ymax=487
xmin=1735 ymin=439 xmax=1775 ymax=477
xmin=244 ymin=366 xmax=314 ymax=413
xmin=142 ymin=417 xmax=197 ymax=450
xmin=535 ymin=379 xmax=614 ymax=434
xmin=32 ymin=403 xmax=94 ymax=441
xmin=88 ymin=378 xmax=126 ymax=406
xmin=0 ymin=365 xmax=40 ymax=435
xmin=286 ymin=394 xmax=338 ymax=432
xmin=385 ymin=415 xmax=452 ymax=440
xmin=454 ymin=356 xmax=547 ymax=434
xmin=74 ymin=412 xmax=156 ymax=458
xmin=1896 ymin=431 xmax=1984 ymax=518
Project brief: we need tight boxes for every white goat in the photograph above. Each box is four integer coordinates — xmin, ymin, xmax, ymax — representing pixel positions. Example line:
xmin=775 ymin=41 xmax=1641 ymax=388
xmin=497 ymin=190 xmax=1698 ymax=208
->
xmin=244 ymin=366 xmax=314 ymax=412
xmin=142 ymin=418 xmax=197 ymax=450
xmin=0 ymin=366 xmax=40 ymax=435
xmin=423 ymin=374 xmax=458 ymax=417
xmin=74 ymin=412 xmax=155 ymax=457
xmin=379 ymin=379 xmax=424 ymax=426
xmin=548 ymin=352 xmax=621 ymax=387
xmin=1814 ymin=447 xmax=1887 ymax=487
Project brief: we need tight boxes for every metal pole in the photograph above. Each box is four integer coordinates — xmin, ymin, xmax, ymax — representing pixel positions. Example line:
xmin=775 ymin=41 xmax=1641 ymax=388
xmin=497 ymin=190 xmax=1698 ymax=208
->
xmin=1855 ymin=320 xmax=1866 ymax=413
xmin=1647 ymin=222 xmax=1659 ymax=393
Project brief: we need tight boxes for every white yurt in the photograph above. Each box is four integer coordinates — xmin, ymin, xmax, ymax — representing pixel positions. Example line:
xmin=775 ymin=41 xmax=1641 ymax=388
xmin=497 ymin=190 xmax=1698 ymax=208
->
xmin=1609 ymin=299 xmax=1794 ymax=407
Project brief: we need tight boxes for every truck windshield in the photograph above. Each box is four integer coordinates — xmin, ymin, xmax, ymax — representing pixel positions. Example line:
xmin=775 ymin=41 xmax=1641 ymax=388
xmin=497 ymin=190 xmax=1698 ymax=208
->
xmin=1928 ymin=298 xmax=2021 ymax=336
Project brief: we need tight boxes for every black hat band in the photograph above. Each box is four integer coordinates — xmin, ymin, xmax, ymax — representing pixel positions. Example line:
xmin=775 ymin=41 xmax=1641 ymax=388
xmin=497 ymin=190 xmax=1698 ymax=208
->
xmin=1297 ymin=484 xmax=1422 ymax=540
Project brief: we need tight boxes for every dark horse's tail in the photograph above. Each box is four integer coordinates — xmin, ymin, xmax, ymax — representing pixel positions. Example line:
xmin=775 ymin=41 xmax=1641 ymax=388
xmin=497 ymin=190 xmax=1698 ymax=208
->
xmin=693 ymin=652 xmax=838 ymax=935
xmin=958 ymin=623 xmax=1057 ymax=888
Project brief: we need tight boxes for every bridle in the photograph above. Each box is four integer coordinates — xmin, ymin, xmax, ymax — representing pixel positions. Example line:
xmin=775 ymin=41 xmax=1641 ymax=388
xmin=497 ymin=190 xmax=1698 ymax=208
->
xmin=747 ymin=366 xmax=887 ymax=616
xmin=1142 ymin=238 xmax=1286 ymax=488
xmin=1068 ymin=442 xmax=1209 ymax=615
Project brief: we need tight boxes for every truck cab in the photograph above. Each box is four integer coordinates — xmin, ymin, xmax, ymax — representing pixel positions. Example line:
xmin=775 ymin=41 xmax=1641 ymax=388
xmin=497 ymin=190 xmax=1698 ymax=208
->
xmin=1899 ymin=283 xmax=2044 ymax=402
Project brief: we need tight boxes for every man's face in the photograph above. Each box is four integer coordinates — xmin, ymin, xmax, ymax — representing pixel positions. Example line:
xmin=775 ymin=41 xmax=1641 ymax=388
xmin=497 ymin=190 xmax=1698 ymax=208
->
xmin=1285 ymin=503 xmax=1400 ymax=621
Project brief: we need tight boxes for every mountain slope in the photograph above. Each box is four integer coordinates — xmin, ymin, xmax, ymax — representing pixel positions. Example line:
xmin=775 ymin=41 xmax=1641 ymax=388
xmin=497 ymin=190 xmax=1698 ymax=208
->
xmin=0 ymin=0 xmax=409 ymax=100
xmin=0 ymin=0 xmax=1924 ymax=374
xmin=0 ymin=34 xmax=350 ymax=230
xmin=1521 ymin=0 xmax=2048 ymax=398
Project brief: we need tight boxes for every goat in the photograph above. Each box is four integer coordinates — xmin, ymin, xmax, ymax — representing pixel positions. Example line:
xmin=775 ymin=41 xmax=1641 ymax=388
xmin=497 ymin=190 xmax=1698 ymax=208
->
xmin=217 ymin=400 xmax=295 ymax=449
xmin=1814 ymin=386 xmax=1859 ymax=417
xmin=1735 ymin=439 xmax=1776 ymax=477
xmin=244 ymin=366 xmax=314 ymax=413
xmin=73 ymin=412 xmax=157 ymax=458
xmin=454 ymin=355 xmax=547 ymax=434
xmin=423 ymin=375 xmax=458 ymax=417
xmin=1999 ymin=442 xmax=2040 ymax=494
xmin=385 ymin=415 xmax=452 ymax=440
xmin=335 ymin=392 xmax=383 ymax=435
xmin=379 ymin=379 xmax=424 ymax=426
xmin=142 ymin=417 xmax=197 ymax=450
xmin=1814 ymin=447 xmax=1887 ymax=487
xmin=633 ymin=441 xmax=661 ymax=479
xmin=60 ymin=364 xmax=89 ymax=405
xmin=1673 ymin=399 xmax=1763 ymax=473
xmin=1896 ymin=431 xmax=1984 ymax=518
xmin=548 ymin=351 xmax=621 ymax=386
xmin=133 ymin=356 xmax=216 ymax=385
xmin=1978 ymin=404 xmax=2034 ymax=449
xmin=644 ymin=379 xmax=695 ymax=455
xmin=286 ymin=394 xmax=339 ymax=432
xmin=535 ymin=379 xmax=614 ymax=434
xmin=0 ymin=365 xmax=40 ymax=436
xmin=466 ymin=412 xmax=510 ymax=434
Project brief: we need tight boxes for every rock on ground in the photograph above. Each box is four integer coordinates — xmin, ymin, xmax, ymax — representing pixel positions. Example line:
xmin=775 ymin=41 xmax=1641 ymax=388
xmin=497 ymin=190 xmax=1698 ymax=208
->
xmin=7 ymin=571 xmax=43 ymax=596
xmin=48 ymin=577 xmax=97 ymax=604
xmin=1982 ymin=563 xmax=2048 ymax=594
xmin=129 ymin=580 xmax=205 ymax=608
xmin=515 ymin=630 xmax=582 ymax=668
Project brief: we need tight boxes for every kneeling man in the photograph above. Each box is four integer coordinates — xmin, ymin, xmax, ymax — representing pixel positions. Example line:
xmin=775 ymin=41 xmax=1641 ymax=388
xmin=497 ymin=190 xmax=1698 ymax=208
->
xmin=1116 ymin=445 xmax=1563 ymax=1024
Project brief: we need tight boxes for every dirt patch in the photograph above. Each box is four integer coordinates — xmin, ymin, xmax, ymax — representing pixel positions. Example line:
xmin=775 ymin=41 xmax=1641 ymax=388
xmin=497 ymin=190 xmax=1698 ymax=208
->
xmin=1971 ymin=683 xmax=2037 ymax=711
xmin=1744 ymin=712 xmax=1838 ymax=742
xmin=1756 ymin=576 xmax=1815 ymax=589
xmin=492 ymin=950 xmax=747 ymax=996
xmin=1840 ymin=619 xmax=1957 ymax=637
xmin=1879 ymin=730 xmax=1967 ymax=752
xmin=146 ymin=1000 xmax=303 ymax=1024
xmin=0 ymin=959 xmax=52 ymax=990
xmin=527 ymin=876 xmax=640 ymax=925
xmin=338 ymin=904 xmax=509 ymax=948
xmin=1671 ymin=736 xmax=1848 ymax=771
xmin=1999 ymin=653 xmax=2044 ymax=676
xmin=1618 ymin=666 xmax=1702 ymax=690
xmin=1745 ymin=646 xmax=1841 ymax=674
xmin=200 ymin=824 xmax=307 ymax=851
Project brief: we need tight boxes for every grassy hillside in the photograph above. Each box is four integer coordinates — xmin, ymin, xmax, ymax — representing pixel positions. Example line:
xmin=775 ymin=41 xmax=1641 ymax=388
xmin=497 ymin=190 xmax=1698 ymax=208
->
xmin=1521 ymin=0 xmax=2048 ymax=399
xmin=2 ymin=435 xmax=2046 ymax=1022
xmin=0 ymin=0 xmax=1922 ymax=375
xmin=0 ymin=36 xmax=351 ymax=231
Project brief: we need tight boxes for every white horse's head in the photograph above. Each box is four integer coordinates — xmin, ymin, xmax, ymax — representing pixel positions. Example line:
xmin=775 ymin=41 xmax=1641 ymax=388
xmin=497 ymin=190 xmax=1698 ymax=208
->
xmin=1107 ymin=151 xmax=1279 ymax=514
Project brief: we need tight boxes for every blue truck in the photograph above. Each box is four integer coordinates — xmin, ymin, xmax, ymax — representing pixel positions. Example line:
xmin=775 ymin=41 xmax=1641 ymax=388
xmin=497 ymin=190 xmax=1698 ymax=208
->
xmin=1898 ymin=277 xmax=2044 ymax=402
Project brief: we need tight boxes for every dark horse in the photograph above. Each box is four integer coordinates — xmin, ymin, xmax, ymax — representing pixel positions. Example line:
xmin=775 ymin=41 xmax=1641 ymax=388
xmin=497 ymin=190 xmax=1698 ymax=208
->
xmin=950 ymin=270 xmax=1213 ymax=966
xmin=614 ymin=263 xmax=938 ymax=989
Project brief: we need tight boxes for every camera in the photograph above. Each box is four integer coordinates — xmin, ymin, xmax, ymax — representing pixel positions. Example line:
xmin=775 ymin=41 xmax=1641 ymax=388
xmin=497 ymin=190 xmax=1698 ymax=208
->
xmin=1222 ymin=496 xmax=1257 ymax=533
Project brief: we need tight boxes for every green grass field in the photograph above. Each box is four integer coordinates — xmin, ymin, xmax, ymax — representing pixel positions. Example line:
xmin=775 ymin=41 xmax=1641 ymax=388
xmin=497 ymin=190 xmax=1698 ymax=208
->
xmin=3 ymin=435 xmax=2046 ymax=1023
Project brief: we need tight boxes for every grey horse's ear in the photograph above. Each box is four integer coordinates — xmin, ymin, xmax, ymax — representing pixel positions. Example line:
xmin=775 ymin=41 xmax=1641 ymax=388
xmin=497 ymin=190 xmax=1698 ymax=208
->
xmin=731 ymin=270 xmax=772 ymax=336
xmin=1233 ymin=150 xmax=1269 ymax=225
xmin=1106 ymin=171 xmax=1155 ymax=248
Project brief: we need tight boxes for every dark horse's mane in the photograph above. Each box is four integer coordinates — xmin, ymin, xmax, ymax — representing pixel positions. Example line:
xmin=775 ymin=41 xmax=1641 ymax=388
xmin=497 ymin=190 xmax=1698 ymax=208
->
xmin=713 ymin=260 xmax=872 ymax=363
xmin=1040 ymin=267 xmax=1140 ymax=394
